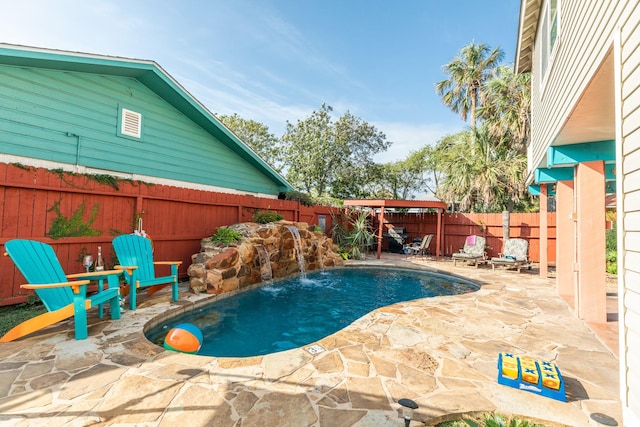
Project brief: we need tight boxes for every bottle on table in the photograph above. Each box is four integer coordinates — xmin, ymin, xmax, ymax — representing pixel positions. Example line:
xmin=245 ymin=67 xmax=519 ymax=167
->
xmin=95 ymin=246 xmax=105 ymax=272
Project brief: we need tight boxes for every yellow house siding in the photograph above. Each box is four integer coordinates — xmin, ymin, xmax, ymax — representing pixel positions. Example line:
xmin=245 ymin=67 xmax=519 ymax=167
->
xmin=521 ymin=1 xmax=640 ymax=423
xmin=528 ymin=0 xmax=625 ymax=171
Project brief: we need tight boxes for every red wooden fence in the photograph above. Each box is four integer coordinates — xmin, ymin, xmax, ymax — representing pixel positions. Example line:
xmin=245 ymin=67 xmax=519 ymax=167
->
xmin=0 ymin=163 xmax=554 ymax=306
xmin=0 ymin=163 xmax=341 ymax=306
xmin=375 ymin=211 xmax=555 ymax=262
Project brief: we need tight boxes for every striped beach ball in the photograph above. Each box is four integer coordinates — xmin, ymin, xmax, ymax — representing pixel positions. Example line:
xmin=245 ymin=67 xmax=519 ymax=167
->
xmin=163 ymin=323 xmax=203 ymax=354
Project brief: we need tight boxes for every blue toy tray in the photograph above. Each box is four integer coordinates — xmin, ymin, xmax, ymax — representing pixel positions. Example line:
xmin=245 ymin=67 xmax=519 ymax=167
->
xmin=497 ymin=353 xmax=566 ymax=402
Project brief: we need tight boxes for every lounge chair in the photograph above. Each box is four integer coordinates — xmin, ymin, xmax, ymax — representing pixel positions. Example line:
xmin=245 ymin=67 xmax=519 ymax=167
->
xmin=491 ymin=238 xmax=530 ymax=273
xmin=404 ymin=234 xmax=433 ymax=257
xmin=452 ymin=235 xmax=487 ymax=267
xmin=1 ymin=239 xmax=121 ymax=342
xmin=112 ymin=234 xmax=181 ymax=310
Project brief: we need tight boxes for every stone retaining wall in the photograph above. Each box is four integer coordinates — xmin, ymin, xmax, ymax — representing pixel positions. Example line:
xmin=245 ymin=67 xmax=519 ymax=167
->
xmin=187 ymin=221 xmax=344 ymax=294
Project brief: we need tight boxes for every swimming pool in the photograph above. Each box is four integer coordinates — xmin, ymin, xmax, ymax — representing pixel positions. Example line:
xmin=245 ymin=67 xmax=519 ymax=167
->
xmin=146 ymin=267 xmax=480 ymax=357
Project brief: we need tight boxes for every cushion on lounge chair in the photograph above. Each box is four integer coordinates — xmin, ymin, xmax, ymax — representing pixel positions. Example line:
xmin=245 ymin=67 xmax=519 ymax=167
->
xmin=491 ymin=238 xmax=529 ymax=272
xmin=452 ymin=235 xmax=486 ymax=267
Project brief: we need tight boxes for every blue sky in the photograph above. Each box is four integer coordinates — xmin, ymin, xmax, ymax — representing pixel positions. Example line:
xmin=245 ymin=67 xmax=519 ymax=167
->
xmin=2 ymin=1 xmax=520 ymax=161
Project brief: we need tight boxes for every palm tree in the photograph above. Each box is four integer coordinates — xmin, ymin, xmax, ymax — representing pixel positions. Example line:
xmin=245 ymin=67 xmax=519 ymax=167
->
xmin=435 ymin=43 xmax=504 ymax=132
xmin=478 ymin=66 xmax=531 ymax=156
xmin=434 ymin=126 xmax=526 ymax=212
xmin=434 ymin=131 xmax=481 ymax=210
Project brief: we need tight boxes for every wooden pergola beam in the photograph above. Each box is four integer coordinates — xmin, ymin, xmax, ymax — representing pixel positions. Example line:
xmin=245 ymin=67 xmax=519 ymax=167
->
xmin=343 ymin=199 xmax=448 ymax=260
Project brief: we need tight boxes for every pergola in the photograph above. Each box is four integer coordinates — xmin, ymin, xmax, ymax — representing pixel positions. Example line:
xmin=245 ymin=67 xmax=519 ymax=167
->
xmin=343 ymin=199 xmax=448 ymax=260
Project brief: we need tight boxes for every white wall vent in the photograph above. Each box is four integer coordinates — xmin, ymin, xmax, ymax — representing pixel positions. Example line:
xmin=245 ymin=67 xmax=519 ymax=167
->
xmin=121 ymin=108 xmax=142 ymax=138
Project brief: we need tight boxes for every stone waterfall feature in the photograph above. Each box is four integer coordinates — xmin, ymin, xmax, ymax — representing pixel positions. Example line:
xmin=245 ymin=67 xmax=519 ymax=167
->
xmin=187 ymin=221 xmax=344 ymax=295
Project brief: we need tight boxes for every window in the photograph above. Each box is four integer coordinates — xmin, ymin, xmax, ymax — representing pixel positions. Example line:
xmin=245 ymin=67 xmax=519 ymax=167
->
xmin=318 ymin=215 xmax=326 ymax=232
xmin=540 ymin=0 xmax=559 ymax=86
xmin=118 ymin=107 xmax=142 ymax=139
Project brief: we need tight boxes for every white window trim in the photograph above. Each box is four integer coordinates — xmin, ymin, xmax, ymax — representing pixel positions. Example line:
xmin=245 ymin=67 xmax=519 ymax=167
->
xmin=540 ymin=0 xmax=561 ymax=94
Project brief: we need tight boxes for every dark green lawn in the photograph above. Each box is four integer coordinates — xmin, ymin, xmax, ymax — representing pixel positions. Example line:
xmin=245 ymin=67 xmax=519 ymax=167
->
xmin=0 ymin=299 xmax=47 ymax=338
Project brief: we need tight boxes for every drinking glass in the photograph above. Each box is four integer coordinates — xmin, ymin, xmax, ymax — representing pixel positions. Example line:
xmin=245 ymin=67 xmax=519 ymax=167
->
xmin=82 ymin=255 xmax=93 ymax=273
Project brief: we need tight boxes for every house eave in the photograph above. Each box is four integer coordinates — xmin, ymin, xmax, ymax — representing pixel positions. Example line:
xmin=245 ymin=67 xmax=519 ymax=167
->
xmin=515 ymin=0 xmax=540 ymax=74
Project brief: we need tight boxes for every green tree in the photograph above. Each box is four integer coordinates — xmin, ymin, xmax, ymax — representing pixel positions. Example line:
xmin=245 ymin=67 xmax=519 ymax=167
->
xmin=433 ymin=126 xmax=527 ymax=212
xmin=218 ymin=113 xmax=283 ymax=172
xmin=478 ymin=65 xmax=531 ymax=155
xmin=380 ymin=162 xmax=419 ymax=200
xmin=435 ymin=42 xmax=504 ymax=132
xmin=418 ymin=141 xmax=449 ymax=196
xmin=375 ymin=150 xmax=430 ymax=200
xmin=429 ymin=42 xmax=533 ymax=213
xmin=330 ymin=163 xmax=385 ymax=200
xmin=282 ymin=104 xmax=390 ymax=197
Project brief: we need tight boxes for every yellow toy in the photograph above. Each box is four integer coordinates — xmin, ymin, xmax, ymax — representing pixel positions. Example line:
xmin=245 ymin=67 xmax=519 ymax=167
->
xmin=497 ymin=353 xmax=565 ymax=401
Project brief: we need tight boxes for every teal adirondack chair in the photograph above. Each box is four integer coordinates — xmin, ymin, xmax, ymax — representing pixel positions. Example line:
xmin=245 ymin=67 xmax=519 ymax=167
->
xmin=112 ymin=234 xmax=181 ymax=310
xmin=1 ymin=240 xmax=121 ymax=342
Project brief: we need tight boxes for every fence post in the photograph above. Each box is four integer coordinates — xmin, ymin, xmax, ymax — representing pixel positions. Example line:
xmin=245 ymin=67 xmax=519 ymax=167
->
xmin=502 ymin=210 xmax=510 ymax=240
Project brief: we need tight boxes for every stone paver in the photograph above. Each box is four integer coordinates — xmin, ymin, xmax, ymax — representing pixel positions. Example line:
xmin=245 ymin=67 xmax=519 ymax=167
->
xmin=0 ymin=255 xmax=621 ymax=426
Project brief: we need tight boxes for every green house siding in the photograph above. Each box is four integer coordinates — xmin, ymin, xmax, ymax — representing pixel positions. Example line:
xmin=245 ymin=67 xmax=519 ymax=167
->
xmin=0 ymin=59 xmax=288 ymax=195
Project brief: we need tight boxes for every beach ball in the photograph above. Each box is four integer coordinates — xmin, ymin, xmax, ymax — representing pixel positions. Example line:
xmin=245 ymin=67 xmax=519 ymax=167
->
xmin=163 ymin=323 xmax=203 ymax=354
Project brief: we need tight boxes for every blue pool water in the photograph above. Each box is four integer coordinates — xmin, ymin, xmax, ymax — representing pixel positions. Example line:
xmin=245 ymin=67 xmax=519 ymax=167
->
xmin=146 ymin=267 xmax=479 ymax=357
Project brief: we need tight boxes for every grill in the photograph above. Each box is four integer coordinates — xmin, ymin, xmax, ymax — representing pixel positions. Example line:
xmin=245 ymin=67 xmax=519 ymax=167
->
xmin=382 ymin=227 xmax=408 ymax=253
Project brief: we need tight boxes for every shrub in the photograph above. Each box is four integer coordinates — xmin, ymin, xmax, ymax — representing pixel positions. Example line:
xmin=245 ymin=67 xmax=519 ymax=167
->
xmin=437 ymin=412 xmax=548 ymax=426
xmin=346 ymin=211 xmax=375 ymax=260
xmin=331 ymin=210 xmax=374 ymax=260
xmin=210 ymin=226 xmax=243 ymax=244
xmin=606 ymin=250 xmax=617 ymax=275
xmin=283 ymin=190 xmax=315 ymax=207
xmin=606 ymin=221 xmax=617 ymax=275
xmin=330 ymin=211 xmax=350 ymax=250
xmin=253 ymin=209 xmax=284 ymax=224
xmin=606 ymin=221 xmax=617 ymax=250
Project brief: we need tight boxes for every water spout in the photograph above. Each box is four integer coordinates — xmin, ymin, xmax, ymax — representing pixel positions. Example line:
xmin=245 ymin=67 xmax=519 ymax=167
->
xmin=285 ymin=225 xmax=307 ymax=279
xmin=314 ymin=241 xmax=325 ymax=271
xmin=254 ymin=245 xmax=273 ymax=284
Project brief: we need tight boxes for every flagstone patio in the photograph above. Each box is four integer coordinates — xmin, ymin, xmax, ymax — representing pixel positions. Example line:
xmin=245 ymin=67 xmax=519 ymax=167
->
xmin=0 ymin=254 xmax=621 ymax=426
